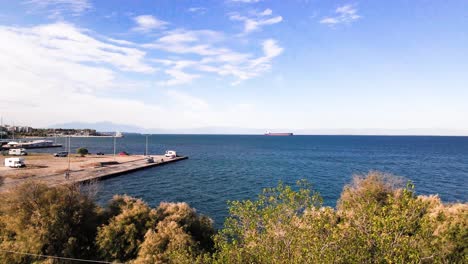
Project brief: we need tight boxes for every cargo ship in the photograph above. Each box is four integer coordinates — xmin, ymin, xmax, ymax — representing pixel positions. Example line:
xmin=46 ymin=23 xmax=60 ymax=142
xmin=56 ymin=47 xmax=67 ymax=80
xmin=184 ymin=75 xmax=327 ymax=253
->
xmin=264 ymin=132 xmax=293 ymax=136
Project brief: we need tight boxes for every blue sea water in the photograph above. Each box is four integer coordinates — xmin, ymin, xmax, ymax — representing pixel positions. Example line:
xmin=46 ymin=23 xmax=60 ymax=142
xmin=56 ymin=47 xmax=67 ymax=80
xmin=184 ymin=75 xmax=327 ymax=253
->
xmin=35 ymin=135 xmax=468 ymax=228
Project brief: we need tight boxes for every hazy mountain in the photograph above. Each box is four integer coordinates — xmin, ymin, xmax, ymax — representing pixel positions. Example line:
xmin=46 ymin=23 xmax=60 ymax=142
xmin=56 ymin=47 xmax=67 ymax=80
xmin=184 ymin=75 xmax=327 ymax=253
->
xmin=49 ymin=122 xmax=468 ymax=136
xmin=50 ymin=122 xmax=266 ymax=134
xmin=50 ymin=122 xmax=148 ymax=133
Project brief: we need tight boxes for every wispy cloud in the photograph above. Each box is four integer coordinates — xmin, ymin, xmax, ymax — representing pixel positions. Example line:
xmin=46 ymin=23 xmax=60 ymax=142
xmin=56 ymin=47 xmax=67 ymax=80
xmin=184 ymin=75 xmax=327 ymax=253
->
xmin=10 ymin=4 xmax=283 ymax=87
xmin=143 ymin=29 xmax=226 ymax=56
xmin=157 ymin=69 xmax=201 ymax=86
xmin=187 ymin=7 xmax=207 ymax=14
xmin=27 ymin=22 xmax=155 ymax=73
xmin=320 ymin=4 xmax=361 ymax=26
xmin=230 ymin=0 xmax=262 ymax=3
xmin=133 ymin=15 xmax=168 ymax=32
xmin=230 ymin=8 xmax=283 ymax=34
xmin=149 ymin=37 xmax=283 ymax=86
xmin=0 ymin=22 xmax=171 ymax=128
xmin=23 ymin=0 xmax=92 ymax=17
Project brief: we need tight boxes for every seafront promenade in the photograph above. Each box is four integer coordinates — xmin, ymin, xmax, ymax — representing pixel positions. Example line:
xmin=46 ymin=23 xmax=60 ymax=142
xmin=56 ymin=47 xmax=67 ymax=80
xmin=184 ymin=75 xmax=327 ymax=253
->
xmin=0 ymin=154 xmax=188 ymax=192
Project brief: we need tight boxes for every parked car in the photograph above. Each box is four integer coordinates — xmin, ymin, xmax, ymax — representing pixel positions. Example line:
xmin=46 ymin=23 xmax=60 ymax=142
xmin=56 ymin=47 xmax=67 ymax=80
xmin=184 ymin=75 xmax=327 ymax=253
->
xmin=165 ymin=150 xmax=177 ymax=159
xmin=53 ymin=151 xmax=68 ymax=157
xmin=9 ymin=148 xmax=27 ymax=156
xmin=96 ymin=152 xmax=105 ymax=155
xmin=145 ymin=156 xmax=154 ymax=163
xmin=118 ymin=151 xmax=129 ymax=156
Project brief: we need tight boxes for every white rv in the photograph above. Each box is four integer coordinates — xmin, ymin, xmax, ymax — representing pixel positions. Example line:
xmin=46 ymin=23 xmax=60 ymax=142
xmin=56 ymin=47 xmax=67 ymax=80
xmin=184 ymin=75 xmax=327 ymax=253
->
xmin=165 ymin=150 xmax=177 ymax=159
xmin=4 ymin=157 xmax=25 ymax=168
xmin=9 ymin=148 xmax=27 ymax=156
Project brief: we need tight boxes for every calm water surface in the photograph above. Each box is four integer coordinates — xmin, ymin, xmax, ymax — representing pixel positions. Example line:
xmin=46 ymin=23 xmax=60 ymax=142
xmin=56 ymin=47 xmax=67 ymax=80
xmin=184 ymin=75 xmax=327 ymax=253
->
xmin=35 ymin=135 xmax=468 ymax=228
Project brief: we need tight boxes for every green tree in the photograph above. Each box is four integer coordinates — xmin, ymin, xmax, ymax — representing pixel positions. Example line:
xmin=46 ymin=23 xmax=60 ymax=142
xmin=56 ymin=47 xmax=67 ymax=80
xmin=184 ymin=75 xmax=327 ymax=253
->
xmin=213 ymin=180 xmax=327 ymax=263
xmin=334 ymin=172 xmax=434 ymax=263
xmin=96 ymin=195 xmax=156 ymax=262
xmin=76 ymin=147 xmax=89 ymax=157
xmin=0 ymin=182 xmax=101 ymax=263
xmin=134 ymin=202 xmax=215 ymax=264
xmin=214 ymin=173 xmax=468 ymax=264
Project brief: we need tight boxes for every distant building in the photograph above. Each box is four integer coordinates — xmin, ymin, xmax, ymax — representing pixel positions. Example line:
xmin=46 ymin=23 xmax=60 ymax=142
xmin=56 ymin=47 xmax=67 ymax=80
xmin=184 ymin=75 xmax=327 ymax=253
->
xmin=6 ymin=126 xmax=33 ymax=133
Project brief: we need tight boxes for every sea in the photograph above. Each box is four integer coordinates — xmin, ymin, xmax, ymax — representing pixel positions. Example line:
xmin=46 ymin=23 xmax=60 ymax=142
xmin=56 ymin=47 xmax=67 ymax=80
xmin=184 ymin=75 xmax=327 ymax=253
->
xmin=32 ymin=135 xmax=468 ymax=228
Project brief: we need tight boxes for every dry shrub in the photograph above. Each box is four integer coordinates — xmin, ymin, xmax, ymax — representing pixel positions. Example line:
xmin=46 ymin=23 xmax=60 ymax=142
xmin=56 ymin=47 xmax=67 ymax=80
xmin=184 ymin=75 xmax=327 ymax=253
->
xmin=0 ymin=181 xmax=101 ymax=263
xmin=134 ymin=221 xmax=195 ymax=264
xmin=96 ymin=195 xmax=156 ymax=262
xmin=418 ymin=195 xmax=468 ymax=261
xmin=337 ymin=171 xmax=405 ymax=212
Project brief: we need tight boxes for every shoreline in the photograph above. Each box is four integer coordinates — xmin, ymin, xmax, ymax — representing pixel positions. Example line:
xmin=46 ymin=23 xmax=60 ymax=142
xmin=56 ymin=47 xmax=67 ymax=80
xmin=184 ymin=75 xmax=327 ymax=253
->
xmin=0 ymin=154 xmax=188 ymax=192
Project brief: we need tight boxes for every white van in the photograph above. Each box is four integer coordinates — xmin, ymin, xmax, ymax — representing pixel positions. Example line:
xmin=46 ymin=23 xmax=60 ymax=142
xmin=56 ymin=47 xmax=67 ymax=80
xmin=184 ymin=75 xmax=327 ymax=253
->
xmin=9 ymin=148 xmax=27 ymax=156
xmin=4 ymin=157 xmax=25 ymax=168
xmin=165 ymin=150 xmax=177 ymax=159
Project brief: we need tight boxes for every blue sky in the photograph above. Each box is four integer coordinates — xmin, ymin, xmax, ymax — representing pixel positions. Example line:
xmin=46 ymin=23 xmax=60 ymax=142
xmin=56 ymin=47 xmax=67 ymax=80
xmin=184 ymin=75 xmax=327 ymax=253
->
xmin=0 ymin=0 xmax=467 ymax=134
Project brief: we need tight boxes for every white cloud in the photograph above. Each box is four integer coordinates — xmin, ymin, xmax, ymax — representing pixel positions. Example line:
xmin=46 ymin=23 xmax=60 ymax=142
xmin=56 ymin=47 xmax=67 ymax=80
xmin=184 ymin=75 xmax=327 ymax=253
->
xmin=25 ymin=23 xmax=155 ymax=73
xmin=143 ymin=29 xmax=229 ymax=57
xmin=250 ymin=39 xmax=283 ymax=67
xmin=0 ymin=21 xmax=283 ymax=129
xmin=24 ymin=0 xmax=92 ymax=17
xmin=230 ymin=9 xmax=283 ymax=34
xmin=320 ymin=4 xmax=361 ymax=26
xmin=158 ymin=29 xmax=224 ymax=44
xmin=258 ymin=9 xmax=273 ymax=16
xmin=187 ymin=7 xmax=207 ymax=14
xmin=0 ymin=23 xmax=170 ymax=128
xmin=0 ymin=23 xmax=155 ymax=93
xmin=133 ymin=15 xmax=168 ymax=32
xmin=145 ymin=29 xmax=283 ymax=84
xmin=230 ymin=0 xmax=262 ymax=3
xmin=142 ymin=26 xmax=284 ymax=85
xmin=157 ymin=69 xmax=200 ymax=86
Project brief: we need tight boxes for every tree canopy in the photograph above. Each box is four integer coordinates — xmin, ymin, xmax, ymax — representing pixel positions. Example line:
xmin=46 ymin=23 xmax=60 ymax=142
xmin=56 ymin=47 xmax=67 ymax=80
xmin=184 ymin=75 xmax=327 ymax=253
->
xmin=76 ymin=147 xmax=89 ymax=157
xmin=0 ymin=172 xmax=466 ymax=263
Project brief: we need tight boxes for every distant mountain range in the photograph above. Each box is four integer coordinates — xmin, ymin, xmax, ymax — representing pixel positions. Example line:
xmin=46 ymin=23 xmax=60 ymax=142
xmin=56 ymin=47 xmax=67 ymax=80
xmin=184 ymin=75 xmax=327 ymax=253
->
xmin=51 ymin=122 xmax=148 ymax=133
xmin=50 ymin=122 xmax=266 ymax=134
xmin=50 ymin=122 xmax=468 ymax=136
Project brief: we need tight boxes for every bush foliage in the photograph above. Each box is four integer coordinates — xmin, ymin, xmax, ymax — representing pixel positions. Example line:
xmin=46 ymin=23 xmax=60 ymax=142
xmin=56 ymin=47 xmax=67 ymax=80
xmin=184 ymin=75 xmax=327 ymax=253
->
xmin=76 ymin=147 xmax=89 ymax=157
xmin=0 ymin=172 xmax=466 ymax=263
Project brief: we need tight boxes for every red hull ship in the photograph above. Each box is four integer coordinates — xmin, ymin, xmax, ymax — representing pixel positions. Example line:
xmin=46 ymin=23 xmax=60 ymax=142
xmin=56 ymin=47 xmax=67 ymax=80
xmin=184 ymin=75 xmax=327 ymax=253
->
xmin=264 ymin=132 xmax=293 ymax=136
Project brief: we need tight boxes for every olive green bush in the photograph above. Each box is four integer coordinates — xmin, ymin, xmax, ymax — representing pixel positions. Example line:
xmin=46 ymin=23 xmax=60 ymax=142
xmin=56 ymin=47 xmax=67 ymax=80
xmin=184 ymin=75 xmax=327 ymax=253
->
xmin=0 ymin=172 xmax=466 ymax=264
xmin=213 ymin=172 xmax=467 ymax=264
xmin=0 ymin=182 xmax=101 ymax=263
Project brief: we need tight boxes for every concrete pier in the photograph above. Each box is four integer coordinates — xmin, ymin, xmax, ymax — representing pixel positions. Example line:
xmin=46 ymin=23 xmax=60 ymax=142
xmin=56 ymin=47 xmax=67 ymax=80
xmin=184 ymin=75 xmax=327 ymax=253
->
xmin=0 ymin=154 xmax=188 ymax=192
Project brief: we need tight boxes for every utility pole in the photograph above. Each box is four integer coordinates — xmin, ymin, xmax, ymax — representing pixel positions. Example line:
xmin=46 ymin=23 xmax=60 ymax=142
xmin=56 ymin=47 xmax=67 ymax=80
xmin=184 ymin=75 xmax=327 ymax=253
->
xmin=113 ymin=135 xmax=116 ymax=160
xmin=66 ymin=136 xmax=71 ymax=180
xmin=145 ymin=134 xmax=148 ymax=156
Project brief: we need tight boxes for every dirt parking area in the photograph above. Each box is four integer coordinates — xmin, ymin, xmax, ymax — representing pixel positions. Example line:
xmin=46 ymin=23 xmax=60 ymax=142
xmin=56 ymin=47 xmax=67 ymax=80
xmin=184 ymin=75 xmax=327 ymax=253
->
xmin=0 ymin=153 xmax=145 ymax=180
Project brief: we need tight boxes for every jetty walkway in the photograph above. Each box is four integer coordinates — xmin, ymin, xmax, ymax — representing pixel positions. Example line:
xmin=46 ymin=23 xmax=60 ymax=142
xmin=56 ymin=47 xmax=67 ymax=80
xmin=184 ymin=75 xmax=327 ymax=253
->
xmin=0 ymin=155 xmax=188 ymax=192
